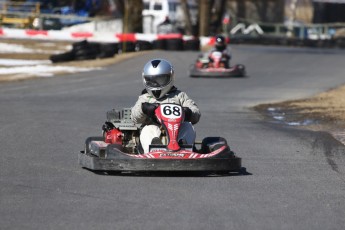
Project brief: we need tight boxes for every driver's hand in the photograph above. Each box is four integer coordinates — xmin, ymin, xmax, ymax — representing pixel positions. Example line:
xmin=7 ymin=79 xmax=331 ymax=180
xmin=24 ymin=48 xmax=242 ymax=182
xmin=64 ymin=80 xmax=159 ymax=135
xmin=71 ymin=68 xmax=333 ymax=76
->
xmin=142 ymin=102 xmax=158 ymax=118
xmin=183 ymin=107 xmax=192 ymax=122
xmin=102 ymin=121 xmax=114 ymax=132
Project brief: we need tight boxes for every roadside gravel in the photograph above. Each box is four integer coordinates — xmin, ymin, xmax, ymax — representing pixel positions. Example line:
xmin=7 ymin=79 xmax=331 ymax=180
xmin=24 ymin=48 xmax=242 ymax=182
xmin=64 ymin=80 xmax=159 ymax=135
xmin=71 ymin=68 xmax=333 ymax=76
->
xmin=255 ymin=85 xmax=345 ymax=145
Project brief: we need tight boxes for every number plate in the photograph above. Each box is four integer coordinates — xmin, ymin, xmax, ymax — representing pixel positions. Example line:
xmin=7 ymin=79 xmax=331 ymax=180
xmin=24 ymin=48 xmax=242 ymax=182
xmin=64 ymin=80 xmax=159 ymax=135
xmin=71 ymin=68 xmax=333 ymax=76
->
xmin=160 ymin=104 xmax=182 ymax=119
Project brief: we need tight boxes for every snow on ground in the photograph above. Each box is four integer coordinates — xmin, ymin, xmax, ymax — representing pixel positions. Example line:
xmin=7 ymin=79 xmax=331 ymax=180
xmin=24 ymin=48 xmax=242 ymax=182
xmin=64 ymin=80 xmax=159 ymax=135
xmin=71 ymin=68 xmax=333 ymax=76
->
xmin=0 ymin=63 xmax=101 ymax=77
xmin=0 ymin=42 xmax=101 ymax=79
xmin=0 ymin=42 xmax=69 ymax=54
xmin=0 ymin=59 xmax=51 ymax=66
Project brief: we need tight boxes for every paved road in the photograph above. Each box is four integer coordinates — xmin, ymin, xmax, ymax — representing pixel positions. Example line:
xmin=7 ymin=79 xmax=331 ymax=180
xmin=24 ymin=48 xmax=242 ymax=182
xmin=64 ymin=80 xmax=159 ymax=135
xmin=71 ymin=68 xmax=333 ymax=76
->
xmin=1 ymin=46 xmax=345 ymax=230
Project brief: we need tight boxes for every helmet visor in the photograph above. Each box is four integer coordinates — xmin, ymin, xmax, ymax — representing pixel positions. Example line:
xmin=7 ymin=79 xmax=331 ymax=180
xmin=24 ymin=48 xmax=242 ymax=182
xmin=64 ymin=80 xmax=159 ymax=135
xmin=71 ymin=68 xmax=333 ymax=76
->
xmin=144 ymin=74 xmax=171 ymax=88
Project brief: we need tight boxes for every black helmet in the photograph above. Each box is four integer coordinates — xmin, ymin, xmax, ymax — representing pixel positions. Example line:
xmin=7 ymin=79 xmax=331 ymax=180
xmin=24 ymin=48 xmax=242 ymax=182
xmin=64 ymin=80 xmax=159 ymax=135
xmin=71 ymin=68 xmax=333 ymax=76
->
xmin=215 ymin=35 xmax=226 ymax=51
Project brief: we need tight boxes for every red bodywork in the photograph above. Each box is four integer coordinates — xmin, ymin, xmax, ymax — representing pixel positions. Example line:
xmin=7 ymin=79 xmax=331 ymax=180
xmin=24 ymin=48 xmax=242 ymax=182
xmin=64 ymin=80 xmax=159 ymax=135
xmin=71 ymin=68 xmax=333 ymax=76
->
xmin=207 ymin=51 xmax=227 ymax=68
xmin=79 ymin=104 xmax=242 ymax=172
xmin=154 ymin=104 xmax=183 ymax=151
xmin=130 ymin=145 xmax=227 ymax=159
xmin=195 ymin=51 xmax=228 ymax=69
xmin=100 ymin=104 xmax=233 ymax=160
xmin=191 ymin=50 xmax=245 ymax=78
xmin=105 ymin=128 xmax=123 ymax=145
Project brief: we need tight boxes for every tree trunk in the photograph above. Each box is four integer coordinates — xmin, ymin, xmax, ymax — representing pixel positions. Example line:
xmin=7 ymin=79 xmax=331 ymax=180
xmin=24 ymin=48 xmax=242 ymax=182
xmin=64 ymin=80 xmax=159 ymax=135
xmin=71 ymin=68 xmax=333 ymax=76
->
xmin=287 ymin=0 xmax=298 ymax=37
xmin=254 ymin=0 xmax=269 ymax=22
xmin=122 ymin=0 xmax=143 ymax=33
xmin=236 ymin=0 xmax=245 ymax=20
xmin=210 ymin=0 xmax=226 ymax=35
xmin=199 ymin=0 xmax=210 ymax=36
xmin=275 ymin=0 xmax=285 ymax=22
xmin=180 ymin=0 xmax=193 ymax=35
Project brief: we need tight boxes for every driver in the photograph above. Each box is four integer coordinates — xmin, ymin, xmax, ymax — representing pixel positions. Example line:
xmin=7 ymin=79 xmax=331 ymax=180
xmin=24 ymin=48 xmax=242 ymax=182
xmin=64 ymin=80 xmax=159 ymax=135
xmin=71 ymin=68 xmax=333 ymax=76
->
xmin=131 ymin=59 xmax=201 ymax=153
xmin=208 ymin=34 xmax=232 ymax=67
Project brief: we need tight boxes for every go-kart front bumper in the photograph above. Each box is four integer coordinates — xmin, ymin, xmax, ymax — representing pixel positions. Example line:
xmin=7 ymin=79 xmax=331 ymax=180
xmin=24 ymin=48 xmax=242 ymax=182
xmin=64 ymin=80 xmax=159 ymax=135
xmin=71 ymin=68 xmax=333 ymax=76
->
xmin=78 ymin=141 xmax=242 ymax=172
xmin=78 ymin=151 xmax=241 ymax=172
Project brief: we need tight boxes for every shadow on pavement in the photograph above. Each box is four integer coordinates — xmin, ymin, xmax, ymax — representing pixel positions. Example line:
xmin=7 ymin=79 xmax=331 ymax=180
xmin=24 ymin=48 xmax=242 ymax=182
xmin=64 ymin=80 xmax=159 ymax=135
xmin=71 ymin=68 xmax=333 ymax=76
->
xmin=84 ymin=167 xmax=252 ymax=177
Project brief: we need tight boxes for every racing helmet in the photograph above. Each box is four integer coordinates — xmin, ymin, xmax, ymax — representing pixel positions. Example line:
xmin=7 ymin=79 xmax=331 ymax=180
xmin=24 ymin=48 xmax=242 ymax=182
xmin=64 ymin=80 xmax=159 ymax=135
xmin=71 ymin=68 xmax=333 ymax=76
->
xmin=142 ymin=59 xmax=174 ymax=99
xmin=215 ymin=35 xmax=226 ymax=51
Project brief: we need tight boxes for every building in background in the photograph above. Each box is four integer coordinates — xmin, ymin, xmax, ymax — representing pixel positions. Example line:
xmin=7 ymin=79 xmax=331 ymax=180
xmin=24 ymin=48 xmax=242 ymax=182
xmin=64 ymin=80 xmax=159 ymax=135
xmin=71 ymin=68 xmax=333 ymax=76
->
xmin=142 ymin=0 xmax=197 ymax=34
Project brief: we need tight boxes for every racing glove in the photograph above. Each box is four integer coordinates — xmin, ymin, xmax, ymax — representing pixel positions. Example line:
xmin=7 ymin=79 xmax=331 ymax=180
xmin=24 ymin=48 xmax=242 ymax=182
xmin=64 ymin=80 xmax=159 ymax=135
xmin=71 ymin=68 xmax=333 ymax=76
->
xmin=183 ymin=107 xmax=192 ymax=122
xmin=142 ymin=102 xmax=158 ymax=118
xmin=102 ymin=121 xmax=115 ymax=132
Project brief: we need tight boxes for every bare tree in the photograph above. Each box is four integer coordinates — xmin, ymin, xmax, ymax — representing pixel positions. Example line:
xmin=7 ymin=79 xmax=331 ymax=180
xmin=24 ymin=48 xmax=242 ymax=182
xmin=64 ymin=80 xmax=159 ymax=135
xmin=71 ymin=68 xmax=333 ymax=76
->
xmin=275 ymin=0 xmax=285 ymax=22
xmin=209 ymin=0 xmax=226 ymax=35
xmin=287 ymin=0 xmax=298 ymax=37
xmin=116 ymin=0 xmax=143 ymax=33
xmin=236 ymin=0 xmax=246 ymax=21
xmin=253 ymin=0 xmax=285 ymax=23
xmin=199 ymin=0 xmax=210 ymax=36
xmin=253 ymin=0 xmax=270 ymax=22
xmin=180 ymin=0 xmax=193 ymax=35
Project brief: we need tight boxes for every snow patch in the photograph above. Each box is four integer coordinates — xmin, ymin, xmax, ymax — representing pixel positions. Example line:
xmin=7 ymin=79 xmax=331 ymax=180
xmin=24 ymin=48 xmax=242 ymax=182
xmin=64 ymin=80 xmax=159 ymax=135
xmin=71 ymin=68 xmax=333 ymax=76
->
xmin=0 ymin=58 xmax=101 ymax=77
xmin=0 ymin=59 xmax=51 ymax=66
xmin=0 ymin=43 xmax=69 ymax=54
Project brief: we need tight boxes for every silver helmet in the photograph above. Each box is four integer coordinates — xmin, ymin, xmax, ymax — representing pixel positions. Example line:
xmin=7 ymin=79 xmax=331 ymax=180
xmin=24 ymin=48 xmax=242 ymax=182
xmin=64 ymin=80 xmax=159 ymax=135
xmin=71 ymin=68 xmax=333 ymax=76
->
xmin=142 ymin=59 xmax=174 ymax=99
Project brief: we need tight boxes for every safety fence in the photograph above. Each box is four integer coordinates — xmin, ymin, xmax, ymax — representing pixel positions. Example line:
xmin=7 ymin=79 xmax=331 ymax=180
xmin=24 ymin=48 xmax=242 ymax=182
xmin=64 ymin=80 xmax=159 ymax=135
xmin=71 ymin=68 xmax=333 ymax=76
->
xmin=229 ymin=21 xmax=345 ymax=48
xmin=49 ymin=35 xmax=201 ymax=63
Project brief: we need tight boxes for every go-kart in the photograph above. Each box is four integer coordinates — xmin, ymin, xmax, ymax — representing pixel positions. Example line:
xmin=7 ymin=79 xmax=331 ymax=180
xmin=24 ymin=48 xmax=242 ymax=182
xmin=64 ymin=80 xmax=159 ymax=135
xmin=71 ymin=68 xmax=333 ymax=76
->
xmin=189 ymin=51 xmax=245 ymax=78
xmin=78 ymin=103 xmax=241 ymax=172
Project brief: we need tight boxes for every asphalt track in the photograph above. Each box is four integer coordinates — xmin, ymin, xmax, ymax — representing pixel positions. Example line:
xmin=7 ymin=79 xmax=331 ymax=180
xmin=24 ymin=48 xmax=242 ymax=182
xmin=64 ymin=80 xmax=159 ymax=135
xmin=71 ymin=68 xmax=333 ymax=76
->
xmin=1 ymin=45 xmax=345 ymax=230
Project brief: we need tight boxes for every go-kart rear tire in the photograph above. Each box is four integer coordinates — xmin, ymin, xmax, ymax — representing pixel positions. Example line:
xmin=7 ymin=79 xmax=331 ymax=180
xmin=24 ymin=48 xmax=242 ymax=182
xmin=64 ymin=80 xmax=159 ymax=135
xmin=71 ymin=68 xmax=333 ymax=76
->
xmin=235 ymin=64 xmax=246 ymax=77
xmin=201 ymin=137 xmax=228 ymax=153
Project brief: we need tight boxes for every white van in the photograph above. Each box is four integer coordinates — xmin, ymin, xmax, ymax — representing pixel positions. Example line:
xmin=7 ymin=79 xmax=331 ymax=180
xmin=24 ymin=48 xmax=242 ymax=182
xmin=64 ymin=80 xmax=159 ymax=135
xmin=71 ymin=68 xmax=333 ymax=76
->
xmin=142 ymin=0 xmax=197 ymax=34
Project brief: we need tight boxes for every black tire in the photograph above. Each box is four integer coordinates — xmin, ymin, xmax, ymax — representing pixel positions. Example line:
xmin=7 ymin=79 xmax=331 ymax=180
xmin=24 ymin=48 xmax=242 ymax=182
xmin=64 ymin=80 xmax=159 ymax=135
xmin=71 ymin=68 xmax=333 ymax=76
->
xmin=50 ymin=51 xmax=75 ymax=63
xmin=262 ymin=36 xmax=276 ymax=46
xmin=184 ymin=39 xmax=200 ymax=51
xmin=236 ymin=64 xmax=245 ymax=76
xmin=74 ymin=47 xmax=98 ymax=57
xmin=189 ymin=64 xmax=198 ymax=78
xmin=190 ymin=74 xmax=198 ymax=78
xmin=336 ymin=38 xmax=345 ymax=49
xmin=201 ymin=137 xmax=228 ymax=154
xmin=323 ymin=39 xmax=335 ymax=48
xmin=97 ymin=43 xmax=119 ymax=58
xmin=230 ymin=37 xmax=239 ymax=44
xmin=152 ymin=39 xmax=166 ymax=50
xmin=72 ymin=40 xmax=89 ymax=51
xmin=135 ymin=40 xmax=153 ymax=51
xmin=74 ymin=54 xmax=97 ymax=61
xmin=304 ymin=39 xmax=317 ymax=47
xmin=166 ymin=38 xmax=184 ymax=50
xmin=88 ymin=42 xmax=101 ymax=53
xmin=97 ymin=52 xmax=115 ymax=59
xmin=118 ymin=41 xmax=136 ymax=53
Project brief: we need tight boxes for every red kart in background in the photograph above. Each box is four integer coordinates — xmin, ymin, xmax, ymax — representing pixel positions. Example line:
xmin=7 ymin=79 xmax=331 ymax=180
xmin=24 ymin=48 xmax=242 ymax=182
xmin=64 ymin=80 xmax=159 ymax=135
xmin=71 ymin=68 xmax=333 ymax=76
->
xmin=189 ymin=51 xmax=246 ymax=78
xmin=78 ymin=103 xmax=242 ymax=173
